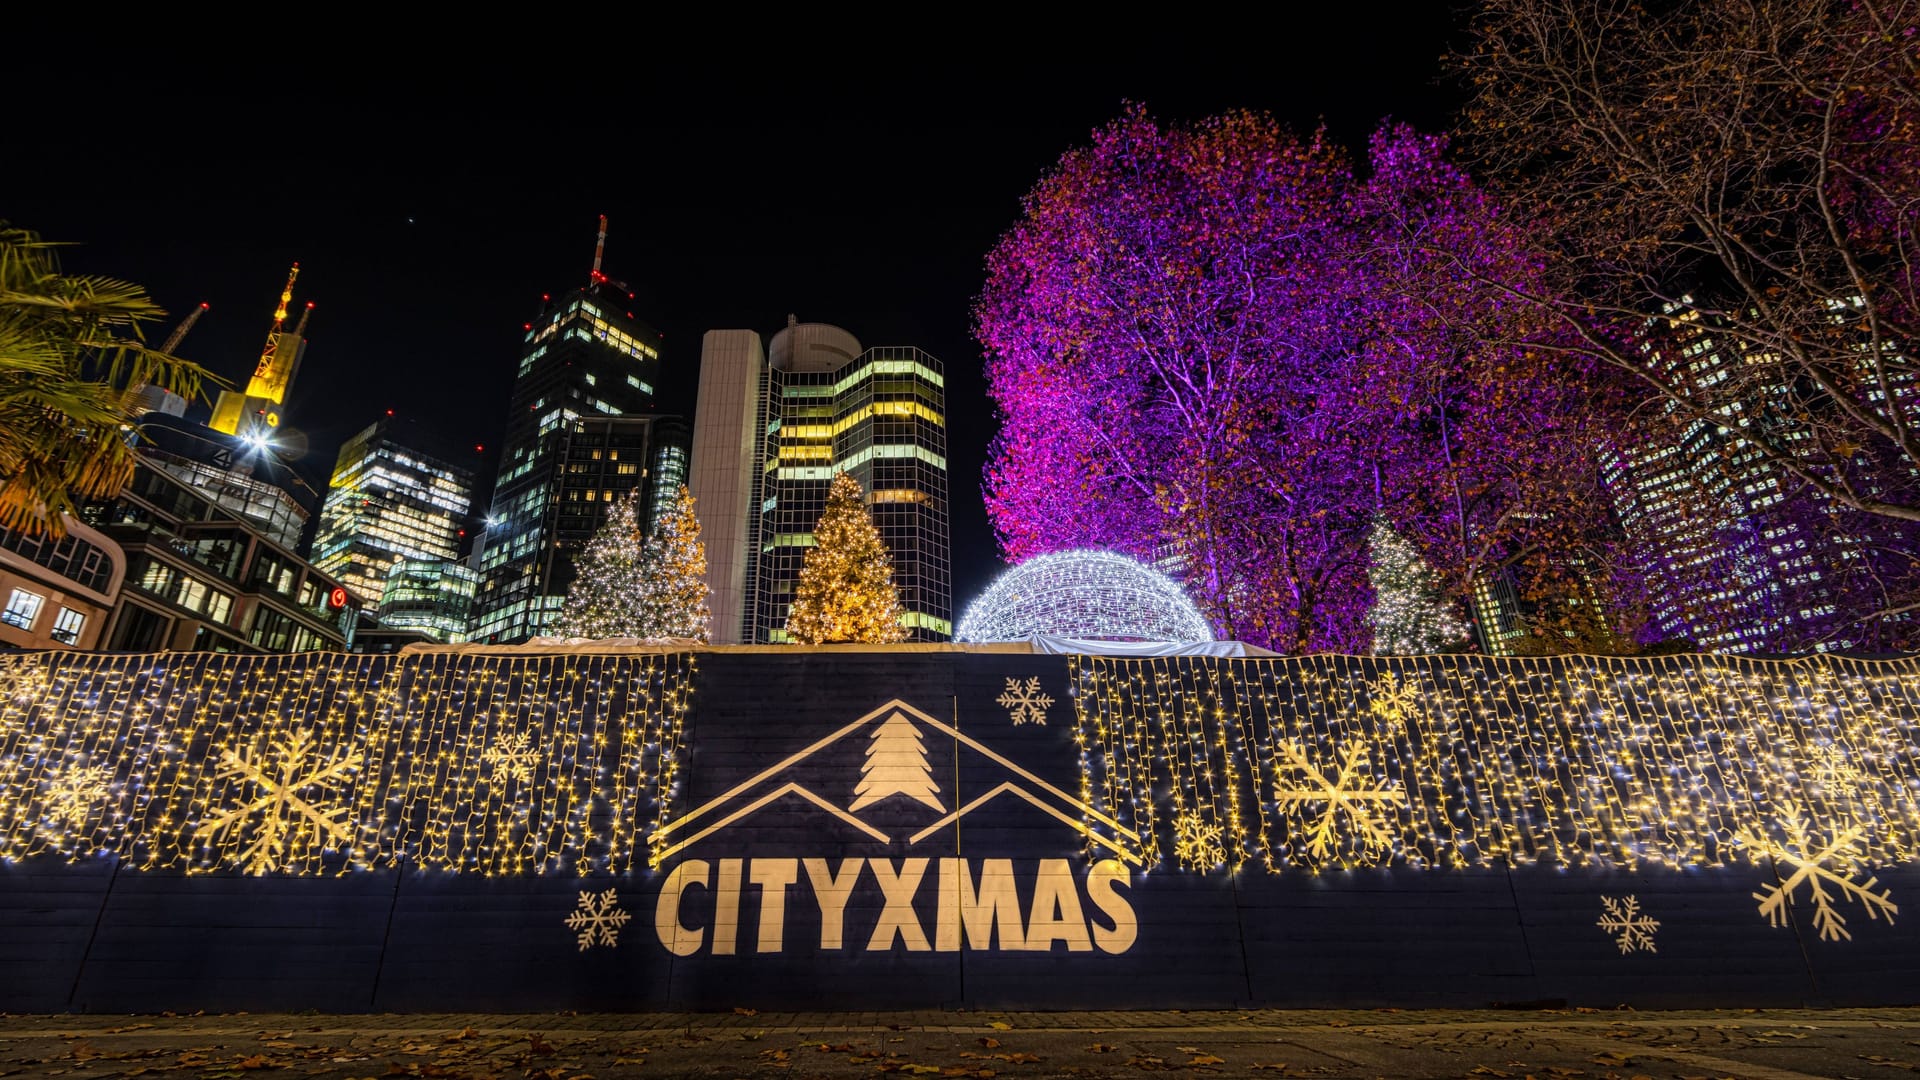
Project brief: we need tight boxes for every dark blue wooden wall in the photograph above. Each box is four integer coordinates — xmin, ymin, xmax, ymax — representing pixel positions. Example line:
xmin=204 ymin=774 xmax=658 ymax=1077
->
xmin=1 ymin=650 xmax=1916 ymax=1012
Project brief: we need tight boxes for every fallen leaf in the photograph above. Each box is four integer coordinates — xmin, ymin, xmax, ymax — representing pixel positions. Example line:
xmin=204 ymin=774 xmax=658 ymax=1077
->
xmin=1189 ymin=1054 xmax=1226 ymax=1066
xmin=978 ymin=1037 xmax=1002 ymax=1049
xmin=989 ymin=1022 xmax=1012 ymax=1031
xmin=443 ymin=1028 xmax=480 ymax=1042
xmin=1088 ymin=1044 xmax=1117 ymax=1053
xmin=1471 ymin=1068 xmax=1512 ymax=1078
xmin=735 ymin=1007 xmax=759 ymax=1016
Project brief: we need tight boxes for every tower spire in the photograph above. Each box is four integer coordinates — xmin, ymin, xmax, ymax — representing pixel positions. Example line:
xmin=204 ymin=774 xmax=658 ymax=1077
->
xmin=590 ymin=214 xmax=607 ymax=285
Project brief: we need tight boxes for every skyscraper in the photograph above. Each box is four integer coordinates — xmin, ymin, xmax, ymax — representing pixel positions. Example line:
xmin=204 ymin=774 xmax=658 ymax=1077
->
xmin=313 ymin=415 xmax=476 ymax=613
xmin=377 ymin=559 xmax=479 ymax=644
xmin=1603 ymin=302 xmax=1857 ymax=651
xmin=473 ymin=222 xmax=667 ymax=642
xmin=691 ymin=319 xmax=950 ymax=644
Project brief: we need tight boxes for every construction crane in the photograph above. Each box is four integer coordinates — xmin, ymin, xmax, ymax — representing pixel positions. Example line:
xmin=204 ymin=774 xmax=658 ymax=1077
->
xmin=292 ymin=300 xmax=314 ymax=336
xmin=587 ymin=214 xmax=633 ymax=294
xmin=159 ymin=302 xmax=210 ymax=354
xmin=249 ymin=263 xmax=300 ymax=385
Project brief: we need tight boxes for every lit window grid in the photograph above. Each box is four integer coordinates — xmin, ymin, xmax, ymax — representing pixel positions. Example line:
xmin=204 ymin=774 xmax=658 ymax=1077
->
xmin=752 ymin=346 xmax=950 ymax=643
xmin=1072 ymin=652 xmax=1920 ymax=876
xmin=0 ymin=651 xmax=693 ymax=875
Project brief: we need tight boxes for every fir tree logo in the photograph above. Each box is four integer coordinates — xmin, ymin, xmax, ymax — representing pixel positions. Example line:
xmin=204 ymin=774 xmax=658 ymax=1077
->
xmin=849 ymin=710 xmax=943 ymax=813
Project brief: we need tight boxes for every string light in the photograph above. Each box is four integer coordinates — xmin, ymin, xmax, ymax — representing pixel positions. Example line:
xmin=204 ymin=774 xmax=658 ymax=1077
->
xmin=1072 ymin=653 xmax=1920 ymax=878
xmin=0 ymin=651 xmax=692 ymax=876
xmin=956 ymin=550 xmax=1213 ymax=642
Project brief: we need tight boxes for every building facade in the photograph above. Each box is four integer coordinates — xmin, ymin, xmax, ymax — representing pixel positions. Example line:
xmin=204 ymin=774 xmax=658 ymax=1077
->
xmin=313 ymin=416 xmax=476 ymax=613
xmin=1603 ymin=302 xmax=1856 ymax=652
xmin=375 ymin=558 xmax=479 ymax=644
xmin=81 ymin=458 xmax=359 ymax=652
xmin=0 ymin=517 xmax=125 ymax=651
xmin=691 ymin=319 xmax=951 ymax=644
xmin=474 ymin=283 xmax=667 ymax=642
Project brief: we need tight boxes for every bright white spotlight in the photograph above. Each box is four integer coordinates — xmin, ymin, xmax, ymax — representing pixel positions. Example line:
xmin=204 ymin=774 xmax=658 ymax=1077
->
xmin=955 ymin=549 xmax=1214 ymax=643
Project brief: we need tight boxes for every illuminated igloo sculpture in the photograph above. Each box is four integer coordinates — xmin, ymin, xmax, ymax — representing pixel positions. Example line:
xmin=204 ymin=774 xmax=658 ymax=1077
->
xmin=954 ymin=550 xmax=1214 ymax=643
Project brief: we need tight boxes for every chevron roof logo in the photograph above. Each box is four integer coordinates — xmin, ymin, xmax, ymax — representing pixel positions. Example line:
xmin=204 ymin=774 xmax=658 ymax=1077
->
xmin=646 ymin=699 xmax=1141 ymax=956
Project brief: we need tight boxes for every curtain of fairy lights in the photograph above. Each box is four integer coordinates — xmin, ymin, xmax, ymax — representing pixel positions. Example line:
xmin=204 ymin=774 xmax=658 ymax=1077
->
xmin=1072 ymin=653 xmax=1920 ymax=876
xmin=0 ymin=650 xmax=693 ymax=875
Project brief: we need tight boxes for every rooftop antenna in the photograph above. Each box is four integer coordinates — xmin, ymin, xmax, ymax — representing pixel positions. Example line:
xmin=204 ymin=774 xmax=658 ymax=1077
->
xmin=590 ymin=214 xmax=607 ymax=285
xmin=160 ymin=302 xmax=210 ymax=354
xmin=293 ymin=301 xmax=314 ymax=336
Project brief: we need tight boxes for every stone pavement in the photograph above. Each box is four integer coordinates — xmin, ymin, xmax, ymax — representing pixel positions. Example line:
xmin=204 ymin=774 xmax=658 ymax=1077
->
xmin=2 ymin=1008 xmax=1919 ymax=1078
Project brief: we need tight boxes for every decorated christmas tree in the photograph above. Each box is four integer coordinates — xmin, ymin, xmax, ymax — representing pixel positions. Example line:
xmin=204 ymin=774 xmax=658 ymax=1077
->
xmin=640 ymin=485 xmax=712 ymax=642
xmin=849 ymin=711 xmax=942 ymax=811
xmin=784 ymin=472 xmax=908 ymax=644
xmin=548 ymin=488 xmax=651 ymax=639
xmin=1366 ymin=516 xmax=1469 ymax=655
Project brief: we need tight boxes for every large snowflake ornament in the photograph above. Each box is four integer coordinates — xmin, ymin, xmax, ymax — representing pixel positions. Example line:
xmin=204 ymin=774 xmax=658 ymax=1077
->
xmin=996 ymin=677 xmax=1055 ymax=726
xmin=1737 ymin=815 xmax=1899 ymax=942
xmin=1596 ymin=895 xmax=1660 ymax=954
xmin=482 ymin=728 xmax=541 ymax=784
xmin=202 ymin=729 xmax=361 ymax=874
xmin=565 ymin=888 xmax=631 ymax=950
xmin=1271 ymin=740 xmax=1407 ymax=861
xmin=1171 ymin=809 xmax=1228 ymax=869
xmin=44 ymin=762 xmax=112 ymax=831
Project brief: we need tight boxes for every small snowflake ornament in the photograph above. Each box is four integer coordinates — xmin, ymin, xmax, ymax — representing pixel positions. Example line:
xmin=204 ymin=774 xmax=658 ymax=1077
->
xmin=565 ymin=888 xmax=631 ymax=950
xmin=1596 ymin=895 xmax=1660 ymax=954
xmin=996 ymin=676 xmax=1054 ymax=726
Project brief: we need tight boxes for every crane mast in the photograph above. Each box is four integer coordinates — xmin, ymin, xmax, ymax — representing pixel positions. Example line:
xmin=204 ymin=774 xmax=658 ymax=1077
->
xmin=160 ymin=302 xmax=209 ymax=354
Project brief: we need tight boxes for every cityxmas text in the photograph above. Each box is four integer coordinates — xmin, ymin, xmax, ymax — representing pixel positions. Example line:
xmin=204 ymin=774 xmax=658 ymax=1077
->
xmin=655 ymin=857 xmax=1136 ymax=955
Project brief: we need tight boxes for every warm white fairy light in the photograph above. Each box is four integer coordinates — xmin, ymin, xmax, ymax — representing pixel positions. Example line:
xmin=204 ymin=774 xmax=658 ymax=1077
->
xmin=956 ymin=549 xmax=1214 ymax=642
xmin=0 ymin=651 xmax=693 ymax=875
xmin=1071 ymin=652 xmax=1920 ymax=884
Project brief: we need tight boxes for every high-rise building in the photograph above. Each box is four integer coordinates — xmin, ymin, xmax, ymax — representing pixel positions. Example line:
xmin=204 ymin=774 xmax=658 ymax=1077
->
xmin=473 ymin=224 xmax=668 ymax=643
xmin=376 ymin=558 xmax=479 ymax=644
xmin=1603 ymin=302 xmax=1857 ymax=651
xmin=542 ymin=414 xmax=690 ymax=603
xmin=313 ymin=415 xmax=477 ymax=613
xmin=691 ymin=319 xmax=951 ymax=644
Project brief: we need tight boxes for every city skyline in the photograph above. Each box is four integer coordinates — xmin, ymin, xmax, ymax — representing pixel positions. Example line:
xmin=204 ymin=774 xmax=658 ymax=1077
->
xmin=5 ymin=30 xmax=1459 ymax=615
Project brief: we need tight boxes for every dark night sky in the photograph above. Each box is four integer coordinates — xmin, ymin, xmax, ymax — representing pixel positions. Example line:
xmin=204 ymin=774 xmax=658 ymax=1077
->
xmin=9 ymin=20 xmax=1463 ymax=614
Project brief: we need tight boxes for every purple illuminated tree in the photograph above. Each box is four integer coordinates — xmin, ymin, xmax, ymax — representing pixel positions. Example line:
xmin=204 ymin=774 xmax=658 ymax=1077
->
xmin=979 ymin=108 xmax=1635 ymax=653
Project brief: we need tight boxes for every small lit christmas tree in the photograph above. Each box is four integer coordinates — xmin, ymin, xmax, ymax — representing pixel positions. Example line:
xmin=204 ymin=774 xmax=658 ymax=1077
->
xmin=549 ymin=488 xmax=651 ymax=639
xmin=1366 ymin=516 xmax=1469 ymax=655
xmin=784 ymin=472 xmax=908 ymax=644
xmin=641 ymin=485 xmax=711 ymax=642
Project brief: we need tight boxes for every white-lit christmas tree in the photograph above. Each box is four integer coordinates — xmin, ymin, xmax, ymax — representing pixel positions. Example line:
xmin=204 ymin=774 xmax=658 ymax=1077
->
xmin=784 ymin=471 xmax=907 ymax=644
xmin=849 ymin=711 xmax=942 ymax=812
xmin=549 ymin=489 xmax=651 ymax=639
xmin=640 ymin=485 xmax=712 ymax=642
xmin=1366 ymin=516 xmax=1469 ymax=655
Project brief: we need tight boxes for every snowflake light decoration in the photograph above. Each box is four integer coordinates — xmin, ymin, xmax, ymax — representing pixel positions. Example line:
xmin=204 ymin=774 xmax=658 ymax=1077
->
xmin=202 ymin=730 xmax=361 ymax=874
xmin=1172 ymin=809 xmax=1227 ymax=869
xmin=1596 ymin=895 xmax=1660 ymax=954
xmin=1271 ymin=740 xmax=1407 ymax=862
xmin=955 ymin=550 xmax=1213 ymax=642
xmin=565 ymin=888 xmax=631 ymax=950
xmin=996 ymin=677 xmax=1054 ymax=725
xmin=44 ymin=762 xmax=112 ymax=831
xmin=1737 ymin=814 xmax=1898 ymax=942
xmin=482 ymin=729 xmax=541 ymax=784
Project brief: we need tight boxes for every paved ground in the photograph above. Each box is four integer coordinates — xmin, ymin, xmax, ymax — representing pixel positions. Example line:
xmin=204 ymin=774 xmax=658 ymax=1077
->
xmin=2 ymin=1009 xmax=1919 ymax=1079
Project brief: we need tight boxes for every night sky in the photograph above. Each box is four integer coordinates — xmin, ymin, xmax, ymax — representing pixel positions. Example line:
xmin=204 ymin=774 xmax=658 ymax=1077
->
xmin=9 ymin=21 xmax=1462 ymax=614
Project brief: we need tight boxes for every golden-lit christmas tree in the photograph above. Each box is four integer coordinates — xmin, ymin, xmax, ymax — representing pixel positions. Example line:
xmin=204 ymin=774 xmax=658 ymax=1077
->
xmin=642 ymin=485 xmax=711 ymax=642
xmin=784 ymin=472 xmax=908 ymax=644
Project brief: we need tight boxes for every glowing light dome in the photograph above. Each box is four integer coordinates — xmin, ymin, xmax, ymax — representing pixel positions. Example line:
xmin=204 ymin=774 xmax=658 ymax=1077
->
xmin=955 ymin=550 xmax=1214 ymax=643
